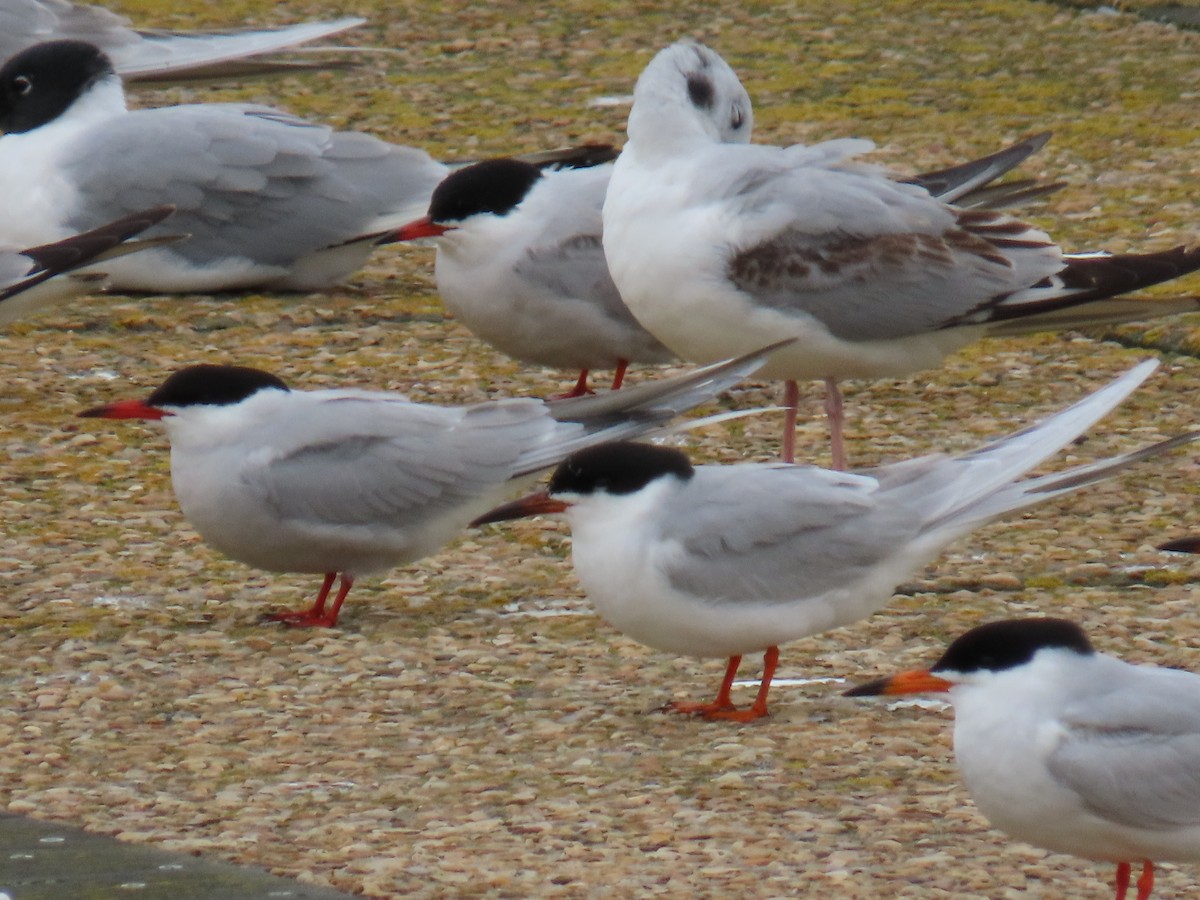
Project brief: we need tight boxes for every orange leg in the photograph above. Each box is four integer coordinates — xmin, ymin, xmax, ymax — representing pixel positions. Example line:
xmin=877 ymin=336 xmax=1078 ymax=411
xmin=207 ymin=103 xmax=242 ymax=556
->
xmin=1115 ymin=862 xmax=1131 ymax=900
xmin=824 ymin=376 xmax=846 ymax=471
xmin=552 ymin=370 xmax=592 ymax=400
xmin=706 ymin=646 xmax=779 ymax=723
xmin=265 ymin=573 xmax=354 ymax=628
xmin=781 ymin=380 xmax=799 ymax=463
xmin=609 ymin=360 xmax=629 ymax=391
xmin=1136 ymin=861 xmax=1154 ymax=900
xmin=664 ymin=647 xmax=780 ymax=723
xmin=663 ymin=655 xmax=741 ymax=716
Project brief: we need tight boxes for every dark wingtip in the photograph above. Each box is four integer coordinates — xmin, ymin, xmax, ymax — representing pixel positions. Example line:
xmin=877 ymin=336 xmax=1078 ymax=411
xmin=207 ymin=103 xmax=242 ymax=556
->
xmin=1159 ymin=536 xmax=1200 ymax=554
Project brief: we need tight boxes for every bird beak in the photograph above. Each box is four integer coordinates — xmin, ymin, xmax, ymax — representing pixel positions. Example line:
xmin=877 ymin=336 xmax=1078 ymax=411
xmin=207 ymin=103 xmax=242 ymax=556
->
xmin=77 ymin=399 xmax=169 ymax=420
xmin=843 ymin=669 xmax=954 ymax=697
xmin=471 ymin=491 xmax=570 ymax=527
xmin=383 ymin=216 xmax=453 ymax=243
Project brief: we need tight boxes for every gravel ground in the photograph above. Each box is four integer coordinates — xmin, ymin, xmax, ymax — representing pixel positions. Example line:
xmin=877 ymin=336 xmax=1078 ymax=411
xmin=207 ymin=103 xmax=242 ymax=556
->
xmin=3 ymin=1 xmax=1200 ymax=897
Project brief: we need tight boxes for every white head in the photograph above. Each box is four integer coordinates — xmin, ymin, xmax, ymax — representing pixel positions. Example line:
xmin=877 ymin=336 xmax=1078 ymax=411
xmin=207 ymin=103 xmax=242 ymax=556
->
xmin=627 ymin=41 xmax=753 ymax=152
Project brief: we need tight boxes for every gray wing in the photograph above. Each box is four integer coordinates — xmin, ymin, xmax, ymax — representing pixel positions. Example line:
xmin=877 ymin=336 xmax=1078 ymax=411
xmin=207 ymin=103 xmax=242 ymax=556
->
xmin=248 ymin=395 xmax=558 ymax=531
xmin=0 ymin=0 xmax=139 ymax=61
xmin=712 ymin=142 xmax=1062 ymax=341
xmin=1048 ymin=663 xmax=1200 ymax=830
xmin=516 ymin=233 xmax=652 ymax=331
xmin=662 ymin=465 xmax=913 ymax=603
xmin=61 ymin=105 xmax=445 ymax=265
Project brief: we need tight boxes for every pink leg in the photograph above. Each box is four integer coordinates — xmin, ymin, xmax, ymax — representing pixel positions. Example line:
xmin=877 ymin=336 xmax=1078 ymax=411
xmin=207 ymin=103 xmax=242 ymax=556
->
xmin=1135 ymin=861 xmax=1153 ymax=900
xmin=609 ymin=360 xmax=629 ymax=391
xmin=707 ymin=646 xmax=778 ymax=723
xmin=264 ymin=572 xmax=335 ymax=625
xmin=781 ymin=380 xmax=799 ymax=463
xmin=1115 ymin=862 xmax=1131 ymax=900
xmin=824 ymin=376 xmax=847 ymax=470
xmin=552 ymin=370 xmax=592 ymax=400
xmin=267 ymin=573 xmax=354 ymax=628
xmin=664 ymin=655 xmax=741 ymax=717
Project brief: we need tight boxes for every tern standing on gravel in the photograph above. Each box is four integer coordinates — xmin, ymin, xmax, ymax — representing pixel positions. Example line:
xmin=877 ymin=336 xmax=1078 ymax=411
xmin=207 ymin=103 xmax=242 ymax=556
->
xmin=78 ymin=345 xmax=777 ymax=627
xmin=475 ymin=360 xmax=1197 ymax=721
xmin=848 ymin=618 xmax=1200 ymax=900
xmin=390 ymin=158 xmax=675 ymax=398
xmin=601 ymin=41 xmax=1200 ymax=467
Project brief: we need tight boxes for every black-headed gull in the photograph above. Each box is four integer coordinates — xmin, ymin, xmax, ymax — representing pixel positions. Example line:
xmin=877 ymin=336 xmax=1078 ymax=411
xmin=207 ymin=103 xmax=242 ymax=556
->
xmin=0 ymin=0 xmax=365 ymax=83
xmin=474 ymin=360 xmax=1196 ymax=721
xmin=602 ymin=41 xmax=1200 ymax=467
xmin=77 ymin=343 xmax=779 ymax=627
xmin=389 ymin=157 xmax=674 ymax=398
xmin=847 ymin=618 xmax=1200 ymax=900
xmin=0 ymin=39 xmax=447 ymax=292
xmin=0 ymin=205 xmax=179 ymax=324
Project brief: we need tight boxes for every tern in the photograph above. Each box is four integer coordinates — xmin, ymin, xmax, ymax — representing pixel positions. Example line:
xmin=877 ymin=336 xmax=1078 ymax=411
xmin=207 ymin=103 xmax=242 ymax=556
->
xmin=847 ymin=617 xmax=1200 ymax=900
xmin=77 ymin=343 xmax=779 ymax=627
xmin=0 ymin=39 xmax=448 ymax=292
xmin=388 ymin=157 xmax=674 ymax=398
xmin=601 ymin=41 xmax=1200 ymax=467
xmin=0 ymin=0 xmax=366 ymax=83
xmin=473 ymin=359 xmax=1197 ymax=721
xmin=0 ymin=205 xmax=180 ymax=324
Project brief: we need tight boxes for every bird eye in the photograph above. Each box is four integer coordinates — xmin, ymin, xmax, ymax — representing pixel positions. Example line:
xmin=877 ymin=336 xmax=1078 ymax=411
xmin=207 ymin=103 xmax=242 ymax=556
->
xmin=730 ymin=105 xmax=744 ymax=129
xmin=12 ymin=75 xmax=31 ymax=96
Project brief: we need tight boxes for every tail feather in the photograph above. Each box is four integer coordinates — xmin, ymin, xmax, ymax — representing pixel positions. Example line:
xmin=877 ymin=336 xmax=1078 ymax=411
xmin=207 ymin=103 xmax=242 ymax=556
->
xmin=115 ymin=18 xmax=368 ymax=82
xmin=953 ymin=178 xmax=1066 ymax=211
xmin=511 ymin=341 xmax=787 ymax=476
xmin=986 ymin=246 xmax=1200 ymax=334
xmin=903 ymin=360 xmax=1161 ymax=531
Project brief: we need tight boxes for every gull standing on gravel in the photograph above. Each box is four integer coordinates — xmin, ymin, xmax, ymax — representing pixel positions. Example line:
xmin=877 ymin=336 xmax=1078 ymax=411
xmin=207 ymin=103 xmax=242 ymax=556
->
xmin=602 ymin=40 xmax=1200 ymax=467
xmin=388 ymin=157 xmax=675 ymax=398
xmin=0 ymin=205 xmax=180 ymax=324
xmin=0 ymin=39 xmax=448 ymax=292
xmin=0 ymin=0 xmax=366 ymax=83
xmin=78 ymin=344 xmax=778 ymax=627
xmin=847 ymin=618 xmax=1200 ymax=899
xmin=473 ymin=360 xmax=1197 ymax=721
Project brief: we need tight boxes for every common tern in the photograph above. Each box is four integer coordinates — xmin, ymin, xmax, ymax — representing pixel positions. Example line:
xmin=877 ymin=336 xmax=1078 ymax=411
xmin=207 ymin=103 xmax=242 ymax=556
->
xmin=0 ymin=40 xmax=447 ymax=292
xmin=0 ymin=0 xmax=366 ymax=84
xmin=602 ymin=41 xmax=1200 ymax=467
xmin=77 ymin=344 xmax=779 ymax=627
xmin=389 ymin=157 xmax=674 ymax=398
xmin=474 ymin=360 xmax=1196 ymax=721
xmin=847 ymin=618 xmax=1200 ymax=900
xmin=0 ymin=205 xmax=180 ymax=324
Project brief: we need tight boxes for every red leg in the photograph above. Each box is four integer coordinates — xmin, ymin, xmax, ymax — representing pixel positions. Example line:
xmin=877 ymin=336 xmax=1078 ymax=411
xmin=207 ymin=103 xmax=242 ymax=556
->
xmin=551 ymin=370 xmax=592 ymax=400
xmin=1135 ymin=861 xmax=1154 ymax=900
xmin=267 ymin=573 xmax=354 ymax=628
xmin=1115 ymin=861 xmax=1131 ymax=900
xmin=264 ymin=572 xmax=335 ymax=624
xmin=824 ymin=376 xmax=847 ymax=470
xmin=663 ymin=655 xmax=741 ymax=716
xmin=609 ymin=360 xmax=629 ymax=391
xmin=706 ymin=646 xmax=778 ymax=722
xmin=781 ymin=380 xmax=799 ymax=463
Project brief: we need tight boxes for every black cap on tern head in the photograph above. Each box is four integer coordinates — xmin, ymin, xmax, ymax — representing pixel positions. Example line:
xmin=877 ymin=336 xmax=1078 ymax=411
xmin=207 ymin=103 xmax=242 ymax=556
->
xmin=548 ymin=441 xmax=695 ymax=497
xmin=931 ymin=618 xmax=1094 ymax=676
xmin=428 ymin=158 xmax=543 ymax=224
xmin=0 ymin=40 xmax=116 ymax=134
xmin=147 ymin=364 xmax=290 ymax=409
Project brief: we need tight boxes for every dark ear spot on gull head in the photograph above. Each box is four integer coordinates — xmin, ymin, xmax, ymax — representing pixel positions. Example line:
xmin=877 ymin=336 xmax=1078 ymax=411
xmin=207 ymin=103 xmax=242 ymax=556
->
xmin=428 ymin=158 xmax=543 ymax=224
xmin=686 ymin=71 xmax=715 ymax=110
xmin=0 ymin=40 xmax=115 ymax=134
xmin=549 ymin=441 xmax=695 ymax=497
xmin=931 ymin=618 xmax=1094 ymax=676
xmin=147 ymin=364 xmax=290 ymax=409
